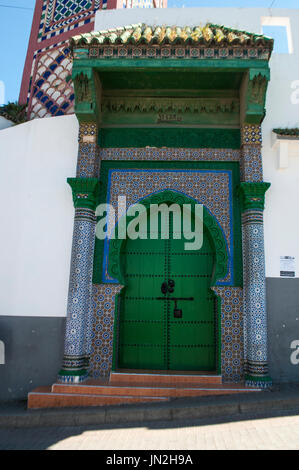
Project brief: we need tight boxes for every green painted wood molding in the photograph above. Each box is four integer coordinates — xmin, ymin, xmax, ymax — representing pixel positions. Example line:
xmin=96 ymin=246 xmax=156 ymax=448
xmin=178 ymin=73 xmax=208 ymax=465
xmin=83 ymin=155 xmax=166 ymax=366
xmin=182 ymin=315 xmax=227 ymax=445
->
xmin=72 ymin=66 xmax=102 ymax=124
xmin=239 ymin=182 xmax=271 ymax=212
xmin=67 ymin=177 xmax=99 ymax=210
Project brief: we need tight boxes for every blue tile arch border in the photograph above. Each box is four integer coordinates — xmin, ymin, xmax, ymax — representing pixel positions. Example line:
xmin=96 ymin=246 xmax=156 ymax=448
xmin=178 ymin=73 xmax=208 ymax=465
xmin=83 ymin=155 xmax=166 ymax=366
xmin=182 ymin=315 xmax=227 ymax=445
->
xmin=101 ymin=169 xmax=234 ymax=286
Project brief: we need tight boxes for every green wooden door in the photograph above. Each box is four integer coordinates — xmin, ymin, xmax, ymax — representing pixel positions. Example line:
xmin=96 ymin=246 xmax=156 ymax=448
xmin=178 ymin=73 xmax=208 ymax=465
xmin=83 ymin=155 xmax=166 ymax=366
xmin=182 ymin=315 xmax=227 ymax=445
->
xmin=118 ymin=215 xmax=217 ymax=371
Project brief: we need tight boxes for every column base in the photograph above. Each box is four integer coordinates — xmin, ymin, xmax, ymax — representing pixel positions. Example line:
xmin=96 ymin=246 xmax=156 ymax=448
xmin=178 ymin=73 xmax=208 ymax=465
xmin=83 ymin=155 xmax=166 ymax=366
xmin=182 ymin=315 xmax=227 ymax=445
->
xmin=245 ymin=375 xmax=272 ymax=389
xmin=58 ymin=369 xmax=89 ymax=384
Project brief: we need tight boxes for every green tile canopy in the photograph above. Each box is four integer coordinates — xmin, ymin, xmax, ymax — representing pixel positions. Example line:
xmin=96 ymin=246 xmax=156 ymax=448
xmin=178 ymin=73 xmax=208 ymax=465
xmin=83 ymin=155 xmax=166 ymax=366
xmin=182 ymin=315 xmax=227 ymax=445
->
xmin=70 ymin=23 xmax=274 ymax=49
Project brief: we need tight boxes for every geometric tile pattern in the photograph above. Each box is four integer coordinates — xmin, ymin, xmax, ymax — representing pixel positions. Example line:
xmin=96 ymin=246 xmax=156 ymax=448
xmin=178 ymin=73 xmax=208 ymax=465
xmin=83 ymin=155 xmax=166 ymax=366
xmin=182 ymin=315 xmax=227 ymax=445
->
xmin=103 ymin=169 xmax=233 ymax=285
xmin=59 ymin=208 xmax=96 ymax=382
xmin=240 ymin=145 xmax=263 ymax=183
xmin=212 ymin=287 xmax=244 ymax=383
xmin=77 ymin=123 xmax=100 ymax=177
xmin=100 ymin=148 xmax=241 ymax=162
xmin=89 ymin=284 xmax=123 ymax=378
xmin=30 ymin=46 xmax=74 ymax=119
xmin=240 ymin=125 xmax=263 ymax=183
xmin=77 ymin=143 xmax=100 ymax=178
xmin=241 ymin=125 xmax=262 ymax=145
xmin=242 ymin=210 xmax=270 ymax=384
xmin=52 ymin=0 xmax=93 ymax=23
xmin=40 ymin=0 xmax=101 ymax=42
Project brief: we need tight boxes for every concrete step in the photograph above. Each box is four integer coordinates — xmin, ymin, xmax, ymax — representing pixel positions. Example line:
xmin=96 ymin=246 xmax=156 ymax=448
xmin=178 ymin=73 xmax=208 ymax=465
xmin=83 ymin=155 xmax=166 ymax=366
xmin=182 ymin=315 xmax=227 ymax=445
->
xmin=109 ymin=371 xmax=223 ymax=386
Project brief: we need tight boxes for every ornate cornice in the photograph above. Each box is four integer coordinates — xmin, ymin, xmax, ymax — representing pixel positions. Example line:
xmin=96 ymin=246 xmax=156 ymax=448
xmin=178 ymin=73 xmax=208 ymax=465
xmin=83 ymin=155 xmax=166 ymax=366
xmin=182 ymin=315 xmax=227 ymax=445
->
xmin=70 ymin=23 xmax=274 ymax=51
xmin=102 ymin=97 xmax=240 ymax=114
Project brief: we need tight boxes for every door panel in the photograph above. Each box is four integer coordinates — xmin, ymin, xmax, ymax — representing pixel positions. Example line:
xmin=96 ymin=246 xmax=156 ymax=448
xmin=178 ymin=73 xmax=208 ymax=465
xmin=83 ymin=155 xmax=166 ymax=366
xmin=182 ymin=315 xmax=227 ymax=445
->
xmin=118 ymin=211 xmax=217 ymax=371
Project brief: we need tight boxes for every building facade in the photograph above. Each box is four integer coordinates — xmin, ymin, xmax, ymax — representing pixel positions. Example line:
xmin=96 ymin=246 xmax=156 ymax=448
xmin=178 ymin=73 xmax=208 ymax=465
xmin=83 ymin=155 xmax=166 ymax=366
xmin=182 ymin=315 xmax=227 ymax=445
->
xmin=1 ymin=6 xmax=299 ymax=403
xmin=19 ymin=0 xmax=167 ymax=120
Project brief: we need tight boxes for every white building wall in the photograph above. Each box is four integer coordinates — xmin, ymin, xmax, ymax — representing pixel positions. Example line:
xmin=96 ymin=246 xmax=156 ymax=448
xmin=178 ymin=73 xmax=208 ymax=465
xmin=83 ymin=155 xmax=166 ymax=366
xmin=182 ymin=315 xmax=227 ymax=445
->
xmin=0 ymin=115 xmax=78 ymax=317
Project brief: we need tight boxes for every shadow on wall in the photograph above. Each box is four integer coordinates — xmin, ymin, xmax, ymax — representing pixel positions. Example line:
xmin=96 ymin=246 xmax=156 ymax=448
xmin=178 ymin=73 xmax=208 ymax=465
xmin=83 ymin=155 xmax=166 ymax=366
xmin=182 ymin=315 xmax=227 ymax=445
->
xmin=0 ymin=317 xmax=65 ymax=402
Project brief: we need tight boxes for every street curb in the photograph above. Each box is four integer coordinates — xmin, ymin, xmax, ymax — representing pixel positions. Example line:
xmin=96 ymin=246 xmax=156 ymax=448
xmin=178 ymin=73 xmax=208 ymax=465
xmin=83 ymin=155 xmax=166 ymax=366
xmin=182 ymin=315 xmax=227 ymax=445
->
xmin=1 ymin=389 xmax=299 ymax=428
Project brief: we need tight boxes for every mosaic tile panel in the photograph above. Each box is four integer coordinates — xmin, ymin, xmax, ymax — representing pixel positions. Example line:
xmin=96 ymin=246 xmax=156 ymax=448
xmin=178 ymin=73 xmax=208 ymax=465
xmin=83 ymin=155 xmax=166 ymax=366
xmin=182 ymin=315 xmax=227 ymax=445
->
xmin=242 ymin=214 xmax=268 ymax=366
xmin=86 ymin=45 xmax=271 ymax=61
xmin=39 ymin=0 xmax=100 ymax=41
xmin=212 ymin=287 xmax=244 ymax=383
xmin=89 ymin=284 xmax=123 ymax=378
xmin=240 ymin=145 xmax=263 ymax=183
xmin=77 ymin=123 xmax=100 ymax=178
xmin=100 ymin=148 xmax=240 ymax=162
xmin=103 ymin=169 xmax=233 ymax=285
xmin=77 ymin=143 xmax=100 ymax=178
xmin=60 ymin=208 xmax=96 ymax=381
xmin=241 ymin=125 xmax=262 ymax=145
xmin=64 ymin=212 xmax=96 ymax=356
xmin=30 ymin=46 xmax=74 ymax=119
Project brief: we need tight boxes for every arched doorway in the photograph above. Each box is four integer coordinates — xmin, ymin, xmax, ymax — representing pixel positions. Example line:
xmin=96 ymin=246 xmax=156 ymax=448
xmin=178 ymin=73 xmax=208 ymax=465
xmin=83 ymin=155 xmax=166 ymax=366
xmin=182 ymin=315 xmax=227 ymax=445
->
xmin=108 ymin=190 xmax=229 ymax=373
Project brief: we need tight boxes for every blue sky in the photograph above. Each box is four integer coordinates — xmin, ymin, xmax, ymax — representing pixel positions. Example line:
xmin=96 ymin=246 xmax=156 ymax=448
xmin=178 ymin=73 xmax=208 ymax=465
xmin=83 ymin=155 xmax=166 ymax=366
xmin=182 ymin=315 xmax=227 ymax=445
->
xmin=0 ymin=0 xmax=298 ymax=104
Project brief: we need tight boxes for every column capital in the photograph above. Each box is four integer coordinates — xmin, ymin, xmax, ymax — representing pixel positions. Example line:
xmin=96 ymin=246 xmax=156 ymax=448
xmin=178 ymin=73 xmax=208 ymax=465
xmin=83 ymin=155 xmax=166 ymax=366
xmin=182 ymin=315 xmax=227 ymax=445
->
xmin=239 ymin=182 xmax=271 ymax=212
xmin=67 ymin=177 xmax=99 ymax=210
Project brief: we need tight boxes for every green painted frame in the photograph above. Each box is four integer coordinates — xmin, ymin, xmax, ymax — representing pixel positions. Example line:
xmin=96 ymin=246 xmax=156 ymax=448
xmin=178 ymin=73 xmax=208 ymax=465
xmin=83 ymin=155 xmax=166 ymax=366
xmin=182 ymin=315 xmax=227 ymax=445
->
xmin=107 ymin=189 xmax=229 ymax=287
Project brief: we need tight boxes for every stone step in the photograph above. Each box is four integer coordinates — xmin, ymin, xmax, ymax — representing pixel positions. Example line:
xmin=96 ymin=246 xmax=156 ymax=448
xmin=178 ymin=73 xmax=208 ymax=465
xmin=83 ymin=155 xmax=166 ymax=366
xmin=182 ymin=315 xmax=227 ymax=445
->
xmin=51 ymin=382 xmax=257 ymax=399
xmin=109 ymin=371 xmax=222 ymax=386
xmin=27 ymin=389 xmax=168 ymax=409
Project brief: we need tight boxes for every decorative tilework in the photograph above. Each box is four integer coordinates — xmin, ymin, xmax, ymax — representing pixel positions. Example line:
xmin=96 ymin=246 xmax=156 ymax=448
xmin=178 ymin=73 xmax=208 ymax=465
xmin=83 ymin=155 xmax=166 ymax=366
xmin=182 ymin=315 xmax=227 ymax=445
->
xmin=79 ymin=122 xmax=98 ymax=143
xmin=241 ymin=209 xmax=271 ymax=388
xmin=240 ymin=145 xmax=263 ymax=182
xmin=39 ymin=0 xmax=100 ymax=42
xmin=77 ymin=143 xmax=100 ymax=177
xmin=80 ymin=45 xmax=272 ymax=61
xmin=241 ymin=125 xmax=262 ymax=145
xmin=77 ymin=123 xmax=100 ymax=178
xmin=100 ymin=148 xmax=241 ymax=162
xmin=59 ymin=207 xmax=96 ymax=381
xmin=89 ymin=284 xmax=123 ymax=378
xmin=29 ymin=46 xmax=74 ymax=119
xmin=212 ymin=287 xmax=244 ymax=383
xmin=240 ymin=125 xmax=263 ymax=182
xmin=103 ymin=169 xmax=233 ymax=285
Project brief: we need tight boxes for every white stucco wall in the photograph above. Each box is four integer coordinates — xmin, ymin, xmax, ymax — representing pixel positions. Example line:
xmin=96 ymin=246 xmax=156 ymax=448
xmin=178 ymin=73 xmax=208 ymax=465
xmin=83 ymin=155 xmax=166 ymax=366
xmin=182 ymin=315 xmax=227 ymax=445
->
xmin=0 ymin=115 xmax=78 ymax=317
xmin=96 ymin=7 xmax=299 ymax=279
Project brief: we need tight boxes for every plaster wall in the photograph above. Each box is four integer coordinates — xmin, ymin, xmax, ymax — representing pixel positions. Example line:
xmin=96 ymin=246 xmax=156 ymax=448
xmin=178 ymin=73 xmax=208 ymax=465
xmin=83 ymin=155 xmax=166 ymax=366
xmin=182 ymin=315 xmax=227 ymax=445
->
xmin=0 ymin=115 xmax=78 ymax=318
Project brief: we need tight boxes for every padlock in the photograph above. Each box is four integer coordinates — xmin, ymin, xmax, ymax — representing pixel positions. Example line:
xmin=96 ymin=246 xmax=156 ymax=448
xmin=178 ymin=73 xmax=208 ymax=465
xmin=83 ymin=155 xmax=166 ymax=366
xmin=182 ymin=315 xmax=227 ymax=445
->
xmin=174 ymin=308 xmax=182 ymax=319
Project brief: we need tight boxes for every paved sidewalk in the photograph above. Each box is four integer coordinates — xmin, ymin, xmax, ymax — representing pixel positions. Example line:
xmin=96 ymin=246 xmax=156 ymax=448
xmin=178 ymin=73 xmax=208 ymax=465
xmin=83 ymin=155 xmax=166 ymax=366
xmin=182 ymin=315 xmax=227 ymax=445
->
xmin=0 ymin=384 xmax=299 ymax=450
xmin=0 ymin=409 xmax=299 ymax=450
